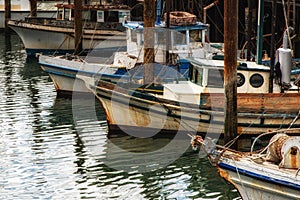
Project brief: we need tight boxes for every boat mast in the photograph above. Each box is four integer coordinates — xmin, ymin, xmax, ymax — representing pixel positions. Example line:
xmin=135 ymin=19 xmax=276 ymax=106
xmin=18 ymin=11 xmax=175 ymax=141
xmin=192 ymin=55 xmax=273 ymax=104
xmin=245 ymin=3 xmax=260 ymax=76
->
xmin=165 ymin=0 xmax=170 ymax=65
xmin=74 ymin=0 xmax=83 ymax=55
xmin=224 ymin=0 xmax=238 ymax=147
xmin=143 ymin=0 xmax=156 ymax=84
xmin=156 ymin=0 xmax=162 ymax=23
xmin=269 ymin=0 xmax=277 ymax=93
xmin=256 ymin=0 xmax=264 ymax=64
xmin=246 ymin=0 xmax=253 ymax=61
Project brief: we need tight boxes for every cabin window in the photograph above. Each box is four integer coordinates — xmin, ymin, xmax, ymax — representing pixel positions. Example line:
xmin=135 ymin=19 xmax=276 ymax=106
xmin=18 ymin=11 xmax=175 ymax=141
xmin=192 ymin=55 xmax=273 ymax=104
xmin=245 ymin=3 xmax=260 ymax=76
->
xmin=196 ymin=68 xmax=203 ymax=85
xmin=105 ymin=11 xmax=119 ymax=22
xmin=156 ymin=30 xmax=166 ymax=46
xmin=190 ymin=30 xmax=201 ymax=42
xmin=207 ymin=69 xmax=224 ymax=87
xmin=250 ymin=73 xmax=264 ymax=88
xmin=190 ymin=66 xmax=223 ymax=87
xmin=118 ymin=11 xmax=130 ymax=23
xmin=173 ymin=31 xmax=186 ymax=45
xmin=190 ymin=66 xmax=202 ymax=85
xmin=64 ymin=8 xmax=71 ymax=20
xmin=56 ymin=8 xmax=63 ymax=20
xmin=90 ymin=10 xmax=97 ymax=22
xmin=131 ymin=29 xmax=137 ymax=43
xmin=96 ymin=11 xmax=104 ymax=22
xmin=237 ymin=73 xmax=245 ymax=87
xmin=82 ymin=11 xmax=90 ymax=20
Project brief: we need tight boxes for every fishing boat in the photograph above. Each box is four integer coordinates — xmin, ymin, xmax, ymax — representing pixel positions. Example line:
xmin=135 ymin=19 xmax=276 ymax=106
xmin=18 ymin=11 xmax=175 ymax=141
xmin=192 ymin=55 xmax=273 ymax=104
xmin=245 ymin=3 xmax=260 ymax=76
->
xmin=191 ymin=132 xmax=300 ymax=200
xmin=8 ymin=2 xmax=131 ymax=56
xmin=79 ymin=0 xmax=300 ymax=136
xmin=82 ymin=28 xmax=300 ymax=135
xmin=38 ymin=7 xmax=223 ymax=94
xmin=0 ymin=0 xmax=58 ymax=28
xmin=84 ymin=62 xmax=300 ymax=136
xmin=187 ymin=1 xmax=300 ymax=198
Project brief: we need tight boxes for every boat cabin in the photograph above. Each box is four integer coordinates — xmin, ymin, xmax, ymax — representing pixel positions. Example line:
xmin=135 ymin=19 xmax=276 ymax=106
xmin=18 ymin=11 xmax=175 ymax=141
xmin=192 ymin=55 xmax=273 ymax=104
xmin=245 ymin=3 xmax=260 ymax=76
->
xmin=188 ymin=58 xmax=272 ymax=93
xmin=163 ymin=58 xmax=277 ymax=105
xmin=55 ymin=4 xmax=131 ymax=23
xmin=121 ymin=18 xmax=216 ymax=63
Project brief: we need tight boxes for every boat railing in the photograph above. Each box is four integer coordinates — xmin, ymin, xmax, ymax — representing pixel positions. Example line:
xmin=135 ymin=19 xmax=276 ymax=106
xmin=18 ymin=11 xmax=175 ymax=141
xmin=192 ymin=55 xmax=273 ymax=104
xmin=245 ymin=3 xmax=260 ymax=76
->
xmin=23 ymin=17 xmax=125 ymax=31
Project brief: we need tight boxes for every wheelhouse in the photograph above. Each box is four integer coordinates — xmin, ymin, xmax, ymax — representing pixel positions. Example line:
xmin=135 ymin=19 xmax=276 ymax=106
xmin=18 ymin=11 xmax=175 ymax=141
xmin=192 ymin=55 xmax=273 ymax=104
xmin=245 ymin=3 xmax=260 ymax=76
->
xmin=188 ymin=58 xmax=271 ymax=93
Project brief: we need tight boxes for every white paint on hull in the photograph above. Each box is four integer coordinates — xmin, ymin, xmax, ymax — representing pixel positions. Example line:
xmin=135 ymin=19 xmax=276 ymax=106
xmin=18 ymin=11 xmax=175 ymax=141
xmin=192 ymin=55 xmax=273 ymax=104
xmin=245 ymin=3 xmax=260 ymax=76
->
xmin=218 ymin=154 xmax=300 ymax=200
xmin=93 ymin=82 xmax=300 ymax=135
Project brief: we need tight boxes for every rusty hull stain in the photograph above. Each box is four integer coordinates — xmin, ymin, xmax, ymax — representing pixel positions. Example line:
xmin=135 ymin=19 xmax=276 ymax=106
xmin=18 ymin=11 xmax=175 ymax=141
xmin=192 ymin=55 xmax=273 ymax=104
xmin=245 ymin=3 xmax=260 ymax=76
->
xmin=218 ymin=167 xmax=240 ymax=189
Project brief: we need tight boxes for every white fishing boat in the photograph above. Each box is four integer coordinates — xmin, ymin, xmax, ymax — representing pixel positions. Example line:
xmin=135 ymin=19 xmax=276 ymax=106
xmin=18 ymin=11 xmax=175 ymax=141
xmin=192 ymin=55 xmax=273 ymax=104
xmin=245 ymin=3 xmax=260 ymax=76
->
xmin=85 ymin=63 xmax=300 ymax=136
xmin=83 ymin=27 xmax=300 ymax=135
xmin=8 ymin=2 xmax=131 ymax=56
xmin=0 ymin=0 xmax=59 ymax=28
xmin=191 ymin=133 xmax=300 ymax=200
xmin=38 ymin=9 xmax=223 ymax=94
xmin=80 ymin=0 xmax=300 ymax=136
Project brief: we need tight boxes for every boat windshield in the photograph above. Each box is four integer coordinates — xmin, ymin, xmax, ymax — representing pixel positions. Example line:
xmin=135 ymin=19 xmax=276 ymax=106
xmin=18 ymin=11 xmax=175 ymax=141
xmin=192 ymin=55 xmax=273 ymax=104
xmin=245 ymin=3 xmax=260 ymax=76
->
xmin=190 ymin=66 xmax=224 ymax=88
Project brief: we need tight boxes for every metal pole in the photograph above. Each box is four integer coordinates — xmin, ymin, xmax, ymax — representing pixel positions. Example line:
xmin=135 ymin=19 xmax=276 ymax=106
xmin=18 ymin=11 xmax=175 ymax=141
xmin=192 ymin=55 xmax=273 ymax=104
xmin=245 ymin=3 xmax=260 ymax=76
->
xmin=246 ymin=0 xmax=253 ymax=61
xmin=156 ymin=0 xmax=162 ymax=23
xmin=256 ymin=0 xmax=264 ymax=64
xmin=224 ymin=0 xmax=238 ymax=148
xmin=269 ymin=0 xmax=277 ymax=93
xmin=165 ymin=0 xmax=170 ymax=65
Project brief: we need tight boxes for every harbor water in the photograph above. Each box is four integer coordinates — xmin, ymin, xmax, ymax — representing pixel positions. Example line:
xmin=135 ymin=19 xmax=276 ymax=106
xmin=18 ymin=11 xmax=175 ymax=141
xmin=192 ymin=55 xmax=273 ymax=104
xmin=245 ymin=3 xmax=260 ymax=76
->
xmin=0 ymin=31 xmax=240 ymax=199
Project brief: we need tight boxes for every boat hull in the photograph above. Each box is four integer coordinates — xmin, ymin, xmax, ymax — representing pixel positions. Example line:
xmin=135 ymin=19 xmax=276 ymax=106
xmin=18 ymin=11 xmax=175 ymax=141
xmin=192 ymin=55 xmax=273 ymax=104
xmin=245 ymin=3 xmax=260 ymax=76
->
xmin=9 ymin=21 xmax=126 ymax=56
xmin=39 ymin=55 xmax=120 ymax=93
xmin=218 ymin=155 xmax=300 ymax=200
xmin=91 ymin=80 xmax=300 ymax=136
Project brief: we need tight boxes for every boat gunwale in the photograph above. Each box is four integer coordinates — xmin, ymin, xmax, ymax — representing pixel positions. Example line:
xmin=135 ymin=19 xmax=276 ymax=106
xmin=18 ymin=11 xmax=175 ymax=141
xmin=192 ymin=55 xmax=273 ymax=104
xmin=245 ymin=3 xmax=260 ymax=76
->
xmin=218 ymin=159 xmax=300 ymax=191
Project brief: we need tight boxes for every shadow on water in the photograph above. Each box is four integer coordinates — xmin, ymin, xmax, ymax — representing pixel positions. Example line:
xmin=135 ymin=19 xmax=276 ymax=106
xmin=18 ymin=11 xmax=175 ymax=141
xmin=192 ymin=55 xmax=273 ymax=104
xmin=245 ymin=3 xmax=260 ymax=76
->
xmin=0 ymin=31 xmax=241 ymax=199
xmin=74 ymin=130 xmax=240 ymax=199
xmin=67 ymin=91 xmax=240 ymax=199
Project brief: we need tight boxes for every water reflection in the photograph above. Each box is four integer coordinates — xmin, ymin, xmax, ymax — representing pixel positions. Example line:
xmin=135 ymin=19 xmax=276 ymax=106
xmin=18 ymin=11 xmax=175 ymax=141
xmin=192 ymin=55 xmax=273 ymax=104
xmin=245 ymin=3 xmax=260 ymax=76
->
xmin=74 ymin=130 xmax=240 ymax=199
xmin=0 ymin=31 xmax=240 ymax=199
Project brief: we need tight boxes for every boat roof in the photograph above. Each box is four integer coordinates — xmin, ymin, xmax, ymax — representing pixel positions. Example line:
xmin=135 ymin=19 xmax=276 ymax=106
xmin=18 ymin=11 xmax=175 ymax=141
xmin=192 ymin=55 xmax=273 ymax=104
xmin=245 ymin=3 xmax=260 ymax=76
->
xmin=55 ymin=4 xmax=131 ymax=11
xmin=187 ymin=57 xmax=270 ymax=72
xmin=123 ymin=21 xmax=209 ymax=31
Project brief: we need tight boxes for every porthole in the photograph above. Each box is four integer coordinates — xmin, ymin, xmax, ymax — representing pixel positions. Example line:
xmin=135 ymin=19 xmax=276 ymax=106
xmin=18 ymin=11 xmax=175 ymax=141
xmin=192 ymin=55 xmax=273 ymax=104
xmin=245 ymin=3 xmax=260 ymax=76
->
xmin=237 ymin=73 xmax=245 ymax=87
xmin=250 ymin=73 xmax=264 ymax=88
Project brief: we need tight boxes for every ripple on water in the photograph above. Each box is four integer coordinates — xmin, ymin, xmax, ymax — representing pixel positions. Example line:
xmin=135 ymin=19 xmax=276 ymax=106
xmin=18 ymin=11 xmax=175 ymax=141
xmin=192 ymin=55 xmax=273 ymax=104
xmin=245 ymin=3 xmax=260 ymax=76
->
xmin=0 ymin=31 xmax=240 ymax=199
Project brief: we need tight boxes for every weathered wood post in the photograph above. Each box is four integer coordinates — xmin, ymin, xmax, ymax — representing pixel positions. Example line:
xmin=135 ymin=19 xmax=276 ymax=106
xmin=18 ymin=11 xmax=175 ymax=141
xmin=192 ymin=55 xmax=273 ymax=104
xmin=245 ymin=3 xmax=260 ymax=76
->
xmin=29 ymin=0 xmax=37 ymax=17
xmin=143 ymin=0 xmax=155 ymax=84
xmin=74 ymin=0 xmax=83 ymax=55
xmin=74 ymin=0 xmax=83 ymax=54
xmin=224 ymin=0 xmax=238 ymax=147
xmin=4 ymin=0 xmax=11 ymax=32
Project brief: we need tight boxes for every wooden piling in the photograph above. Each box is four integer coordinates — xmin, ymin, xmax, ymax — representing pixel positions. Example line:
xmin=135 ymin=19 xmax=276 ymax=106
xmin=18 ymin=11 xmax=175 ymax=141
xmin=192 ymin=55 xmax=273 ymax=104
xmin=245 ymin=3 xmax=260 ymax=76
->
xmin=143 ymin=0 xmax=155 ymax=84
xmin=4 ymin=0 xmax=11 ymax=32
xmin=224 ymin=0 xmax=238 ymax=147
xmin=74 ymin=0 xmax=83 ymax=55
xmin=29 ymin=0 xmax=37 ymax=17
